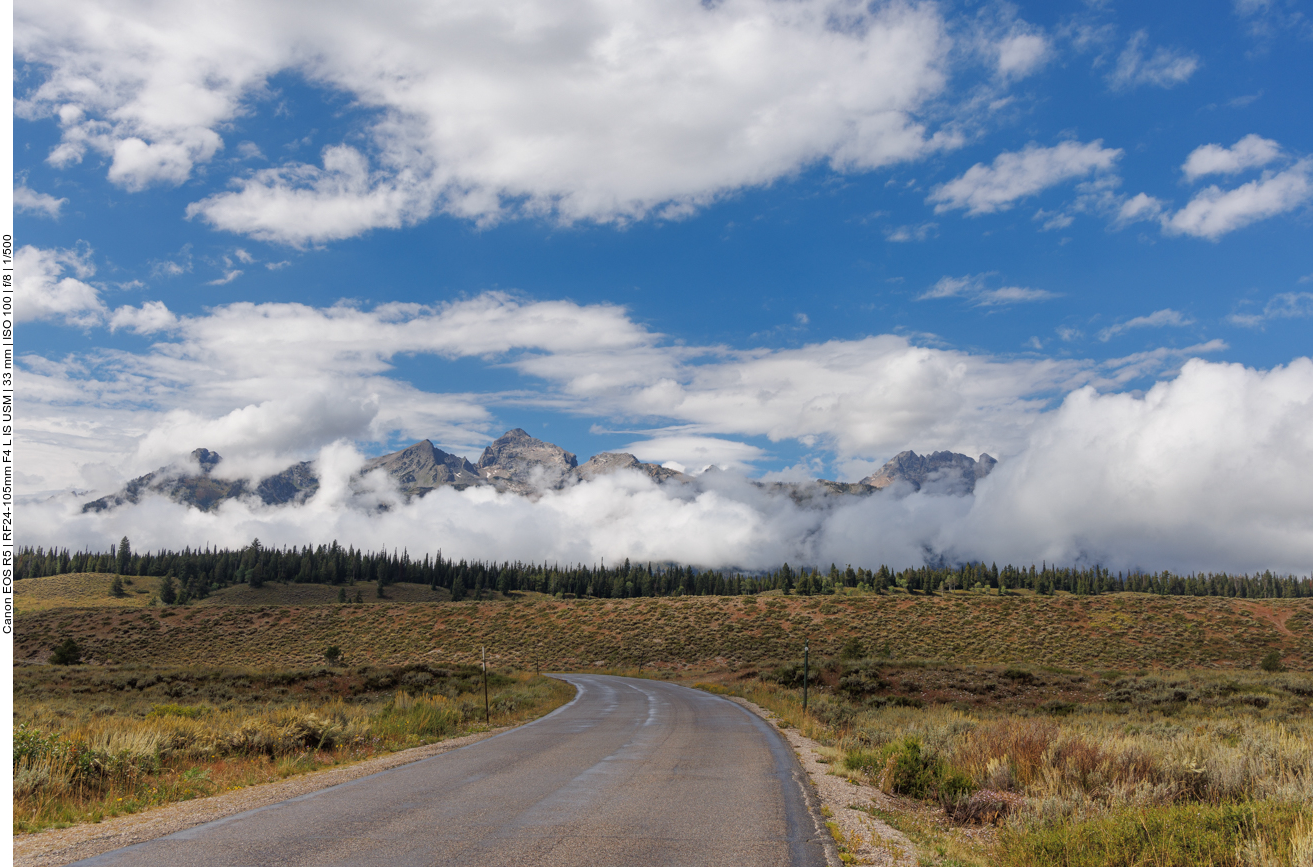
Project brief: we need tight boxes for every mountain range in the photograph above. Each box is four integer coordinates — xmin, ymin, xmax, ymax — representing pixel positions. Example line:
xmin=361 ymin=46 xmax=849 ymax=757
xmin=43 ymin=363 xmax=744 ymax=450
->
xmin=82 ymin=428 xmax=996 ymax=513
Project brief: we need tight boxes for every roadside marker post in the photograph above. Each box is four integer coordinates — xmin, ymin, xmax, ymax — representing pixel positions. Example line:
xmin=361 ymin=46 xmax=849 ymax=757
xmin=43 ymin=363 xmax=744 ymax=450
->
xmin=482 ymin=645 xmax=490 ymax=723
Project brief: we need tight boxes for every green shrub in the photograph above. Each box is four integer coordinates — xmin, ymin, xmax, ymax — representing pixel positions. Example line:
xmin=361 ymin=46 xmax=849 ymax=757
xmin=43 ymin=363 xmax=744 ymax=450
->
xmin=51 ymin=638 xmax=82 ymax=665
xmin=766 ymin=661 xmax=820 ymax=688
xmin=937 ymin=767 xmax=977 ymax=806
xmin=838 ymin=669 xmax=890 ymax=698
xmin=877 ymin=736 xmax=941 ymax=799
xmin=1260 ymin=650 xmax=1285 ymax=673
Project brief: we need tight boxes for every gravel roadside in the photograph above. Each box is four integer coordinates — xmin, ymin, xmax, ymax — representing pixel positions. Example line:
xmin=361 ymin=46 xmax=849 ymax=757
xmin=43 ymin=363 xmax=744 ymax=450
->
xmin=13 ymin=727 xmax=515 ymax=867
xmin=726 ymin=696 xmax=916 ymax=867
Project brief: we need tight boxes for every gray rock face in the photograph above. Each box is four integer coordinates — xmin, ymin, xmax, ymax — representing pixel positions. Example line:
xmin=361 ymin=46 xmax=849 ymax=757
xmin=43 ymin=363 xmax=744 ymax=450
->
xmin=361 ymin=440 xmax=483 ymax=497
xmin=476 ymin=428 xmax=578 ymax=495
xmin=815 ymin=479 xmax=877 ymax=496
xmin=253 ymin=461 xmax=320 ymax=505
xmin=859 ymin=450 xmax=997 ymax=494
xmin=576 ymin=452 xmax=688 ymax=484
xmin=80 ymin=431 xmax=1000 ymax=513
xmin=81 ymin=448 xmax=312 ymax=513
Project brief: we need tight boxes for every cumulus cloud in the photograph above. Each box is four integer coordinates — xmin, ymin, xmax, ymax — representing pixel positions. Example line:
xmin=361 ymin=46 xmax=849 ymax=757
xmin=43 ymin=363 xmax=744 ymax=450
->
xmin=1162 ymin=160 xmax=1313 ymax=240
xmin=1098 ymin=309 xmax=1195 ymax=342
xmin=108 ymin=301 xmax=181 ymax=334
xmin=624 ymin=435 xmax=769 ymax=473
xmin=1115 ymin=192 xmax=1166 ymax=227
xmin=12 ymin=0 xmax=1061 ymax=243
xmin=15 ymin=243 xmax=107 ymax=327
xmin=20 ymin=288 xmax=1228 ymax=511
xmin=993 ymin=30 xmax=1050 ymax=79
xmin=22 ymin=356 xmax=1313 ymax=575
xmin=1107 ymin=30 xmax=1199 ymax=91
xmin=14 ymin=185 xmax=67 ymax=218
xmin=20 ymin=289 xmax=1306 ymax=571
xmin=1182 ymin=134 xmax=1283 ymax=182
xmin=928 ymin=140 xmax=1122 ymax=215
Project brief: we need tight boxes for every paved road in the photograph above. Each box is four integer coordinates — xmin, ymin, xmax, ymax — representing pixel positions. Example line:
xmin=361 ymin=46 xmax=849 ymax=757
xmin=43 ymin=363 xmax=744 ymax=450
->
xmin=74 ymin=675 xmax=832 ymax=867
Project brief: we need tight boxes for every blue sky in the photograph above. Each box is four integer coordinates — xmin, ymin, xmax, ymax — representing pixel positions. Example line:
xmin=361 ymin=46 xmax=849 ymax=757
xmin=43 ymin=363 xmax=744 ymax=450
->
xmin=14 ymin=0 xmax=1313 ymax=569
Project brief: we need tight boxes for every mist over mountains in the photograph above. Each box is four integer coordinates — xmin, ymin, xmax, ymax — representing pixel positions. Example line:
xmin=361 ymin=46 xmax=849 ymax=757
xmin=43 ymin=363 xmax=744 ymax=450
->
xmin=82 ymin=428 xmax=997 ymax=513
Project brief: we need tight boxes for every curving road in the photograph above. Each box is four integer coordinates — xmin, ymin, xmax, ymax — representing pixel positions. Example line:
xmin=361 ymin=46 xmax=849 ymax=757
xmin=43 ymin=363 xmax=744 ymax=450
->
xmin=72 ymin=675 xmax=833 ymax=867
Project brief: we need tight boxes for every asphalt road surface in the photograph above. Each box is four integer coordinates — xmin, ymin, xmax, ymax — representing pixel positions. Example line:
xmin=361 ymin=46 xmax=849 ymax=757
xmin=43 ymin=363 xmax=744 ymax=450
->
xmin=73 ymin=675 xmax=832 ymax=867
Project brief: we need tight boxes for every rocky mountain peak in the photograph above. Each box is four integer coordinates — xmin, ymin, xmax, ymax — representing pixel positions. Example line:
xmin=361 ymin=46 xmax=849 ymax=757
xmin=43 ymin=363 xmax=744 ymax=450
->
xmin=577 ymin=452 xmax=688 ymax=484
xmin=191 ymin=448 xmax=222 ymax=473
xmin=81 ymin=430 xmax=1000 ymax=514
xmin=476 ymin=429 xmax=578 ymax=494
xmin=860 ymin=449 xmax=997 ymax=494
xmin=362 ymin=439 xmax=482 ymax=496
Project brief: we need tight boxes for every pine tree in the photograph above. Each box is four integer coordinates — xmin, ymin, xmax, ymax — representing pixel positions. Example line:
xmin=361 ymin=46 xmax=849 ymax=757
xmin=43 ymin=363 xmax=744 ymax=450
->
xmin=116 ymin=536 xmax=132 ymax=574
xmin=110 ymin=575 xmax=126 ymax=597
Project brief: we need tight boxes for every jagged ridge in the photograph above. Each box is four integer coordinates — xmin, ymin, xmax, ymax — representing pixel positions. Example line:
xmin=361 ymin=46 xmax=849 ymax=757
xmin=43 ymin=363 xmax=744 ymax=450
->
xmin=81 ymin=433 xmax=996 ymax=513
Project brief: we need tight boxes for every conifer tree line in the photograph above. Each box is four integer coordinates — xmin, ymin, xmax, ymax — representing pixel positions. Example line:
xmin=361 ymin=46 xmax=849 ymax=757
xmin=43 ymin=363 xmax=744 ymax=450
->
xmin=15 ymin=538 xmax=1313 ymax=602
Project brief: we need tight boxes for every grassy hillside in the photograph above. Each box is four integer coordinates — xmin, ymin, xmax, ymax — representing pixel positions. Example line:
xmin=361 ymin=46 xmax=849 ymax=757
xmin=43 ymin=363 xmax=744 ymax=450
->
xmin=14 ymin=573 xmax=460 ymax=614
xmin=15 ymin=576 xmax=1312 ymax=671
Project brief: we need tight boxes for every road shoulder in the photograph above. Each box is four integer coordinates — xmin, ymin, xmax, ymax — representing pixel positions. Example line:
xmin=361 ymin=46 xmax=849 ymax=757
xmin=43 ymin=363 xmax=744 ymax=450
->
xmin=725 ymin=696 xmax=915 ymax=867
xmin=13 ymin=728 xmax=511 ymax=867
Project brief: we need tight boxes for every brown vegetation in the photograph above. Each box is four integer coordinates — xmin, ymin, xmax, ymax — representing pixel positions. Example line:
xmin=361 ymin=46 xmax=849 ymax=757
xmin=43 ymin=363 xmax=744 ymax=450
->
xmin=14 ymin=575 xmax=1313 ymax=672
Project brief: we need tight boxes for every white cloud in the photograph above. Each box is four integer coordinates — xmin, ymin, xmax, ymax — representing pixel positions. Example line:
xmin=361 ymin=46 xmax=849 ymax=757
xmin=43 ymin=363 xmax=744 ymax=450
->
xmin=1098 ymin=308 xmax=1194 ymax=341
xmin=884 ymin=222 xmax=937 ymax=242
xmin=207 ymin=269 xmax=244 ymax=286
xmin=918 ymin=274 xmax=1056 ymax=306
xmin=1232 ymin=0 xmax=1313 ymax=40
xmin=14 ymin=0 xmax=1057 ymax=243
xmin=1033 ymin=208 xmax=1073 ymax=231
xmin=151 ymin=245 xmax=194 ymax=277
xmin=1229 ymin=292 xmax=1313 ymax=327
xmin=1115 ymin=192 xmax=1166 ymax=227
xmin=15 ymin=244 xmax=107 ymax=327
xmin=23 ymin=290 xmax=1308 ymax=572
xmin=625 ymin=435 xmax=768 ymax=472
xmin=928 ymin=140 xmax=1122 ymax=215
xmin=14 ymin=185 xmax=67 ymax=218
xmin=975 ymin=286 xmax=1057 ymax=306
xmin=109 ymin=301 xmax=181 ymax=335
xmin=22 ymin=356 xmax=1313 ymax=575
xmin=1107 ymin=30 xmax=1199 ymax=91
xmin=941 ymin=358 xmax=1313 ymax=573
xmin=1182 ymin=134 xmax=1283 ymax=182
xmin=994 ymin=31 xmax=1050 ymax=79
xmin=1162 ymin=160 xmax=1313 ymax=240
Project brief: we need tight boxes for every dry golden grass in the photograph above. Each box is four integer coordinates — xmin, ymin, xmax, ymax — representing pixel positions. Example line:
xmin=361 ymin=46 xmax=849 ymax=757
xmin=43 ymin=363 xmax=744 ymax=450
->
xmin=692 ymin=665 xmax=1313 ymax=867
xmin=16 ymin=576 xmax=1312 ymax=672
xmin=13 ymin=668 xmax=572 ymax=834
xmin=15 ymin=573 xmax=156 ymax=615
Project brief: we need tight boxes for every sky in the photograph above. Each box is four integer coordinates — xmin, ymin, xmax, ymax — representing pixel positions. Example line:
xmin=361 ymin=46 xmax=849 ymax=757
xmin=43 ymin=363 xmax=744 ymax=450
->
xmin=14 ymin=0 xmax=1313 ymax=572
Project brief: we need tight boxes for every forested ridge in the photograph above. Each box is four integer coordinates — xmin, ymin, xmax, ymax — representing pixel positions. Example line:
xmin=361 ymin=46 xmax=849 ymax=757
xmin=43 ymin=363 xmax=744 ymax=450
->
xmin=16 ymin=540 xmax=1313 ymax=603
